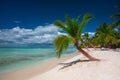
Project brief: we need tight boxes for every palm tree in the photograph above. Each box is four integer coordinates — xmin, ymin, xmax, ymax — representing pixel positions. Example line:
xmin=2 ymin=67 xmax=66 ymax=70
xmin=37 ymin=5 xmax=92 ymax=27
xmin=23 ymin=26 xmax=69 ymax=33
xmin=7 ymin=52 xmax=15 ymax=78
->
xmin=81 ymin=33 xmax=95 ymax=48
xmin=111 ymin=6 xmax=120 ymax=18
xmin=54 ymin=14 xmax=100 ymax=61
xmin=111 ymin=6 xmax=120 ymax=48
xmin=80 ymin=33 xmax=94 ymax=50
xmin=111 ymin=6 xmax=120 ymax=32
xmin=81 ymin=33 xmax=89 ymax=46
xmin=80 ymin=33 xmax=90 ymax=50
xmin=95 ymin=22 xmax=118 ymax=48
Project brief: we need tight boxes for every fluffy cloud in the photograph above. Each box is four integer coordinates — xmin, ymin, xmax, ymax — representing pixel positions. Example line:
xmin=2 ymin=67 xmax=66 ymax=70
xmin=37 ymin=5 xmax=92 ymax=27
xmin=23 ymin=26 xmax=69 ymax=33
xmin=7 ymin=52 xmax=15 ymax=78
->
xmin=88 ymin=32 xmax=95 ymax=37
xmin=0 ymin=24 xmax=96 ymax=47
xmin=0 ymin=24 xmax=62 ymax=47
xmin=57 ymin=32 xmax=68 ymax=35
xmin=82 ymin=32 xmax=95 ymax=37
xmin=88 ymin=32 xmax=95 ymax=35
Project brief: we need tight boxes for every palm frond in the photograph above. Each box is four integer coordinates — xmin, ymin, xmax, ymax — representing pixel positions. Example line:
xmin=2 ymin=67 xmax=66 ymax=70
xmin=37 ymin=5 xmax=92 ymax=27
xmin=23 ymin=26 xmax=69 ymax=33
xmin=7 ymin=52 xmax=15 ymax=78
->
xmin=78 ymin=13 xmax=93 ymax=36
xmin=65 ymin=15 xmax=80 ymax=38
xmin=114 ymin=6 xmax=120 ymax=9
xmin=54 ymin=20 xmax=68 ymax=32
xmin=95 ymin=22 xmax=118 ymax=47
xmin=109 ymin=21 xmax=118 ymax=29
xmin=65 ymin=16 xmax=75 ymax=36
xmin=96 ymin=22 xmax=108 ymax=34
xmin=111 ymin=14 xmax=120 ymax=18
xmin=54 ymin=35 xmax=74 ymax=58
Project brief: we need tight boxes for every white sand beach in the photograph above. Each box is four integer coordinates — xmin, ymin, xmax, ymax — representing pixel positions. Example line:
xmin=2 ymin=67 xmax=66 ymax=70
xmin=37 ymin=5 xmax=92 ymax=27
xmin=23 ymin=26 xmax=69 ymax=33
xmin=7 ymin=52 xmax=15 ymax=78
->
xmin=0 ymin=49 xmax=120 ymax=80
xmin=29 ymin=49 xmax=120 ymax=80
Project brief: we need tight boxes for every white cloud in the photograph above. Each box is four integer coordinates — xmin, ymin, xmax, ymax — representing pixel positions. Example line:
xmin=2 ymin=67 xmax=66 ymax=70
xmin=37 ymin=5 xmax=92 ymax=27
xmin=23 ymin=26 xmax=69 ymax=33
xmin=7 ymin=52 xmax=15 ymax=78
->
xmin=0 ymin=24 xmax=61 ymax=46
xmin=57 ymin=32 xmax=68 ymax=35
xmin=82 ymin=32 xmax=95 ymax=37
xmin=88 ymin=32 xmax=95 ymax=37
xmin=0 ymin=24 xmax=95 ymax=47
xmin=88 ymin=32 xmax=95 ymax=36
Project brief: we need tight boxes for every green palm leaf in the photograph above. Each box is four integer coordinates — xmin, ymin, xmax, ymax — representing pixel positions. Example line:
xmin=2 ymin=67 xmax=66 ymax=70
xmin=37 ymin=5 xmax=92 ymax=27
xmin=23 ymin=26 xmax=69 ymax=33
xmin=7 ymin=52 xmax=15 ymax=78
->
xmin=95 ymin=22 xmax=118 ymax=47
xmin=78 ymin=14 xmax=93 ymax=37
xmin=54 ymin=35 xmax=74 ymax=58
xmin=54 ymin=20 xmax=68 ymax=32
xmin=54 ymin=14 xmax=96 ymax=59
xmin=111 ymin=14 xmax=120 ymax=18
xmin=65 ymin=16 xmax=80 ymax=38
xmin=111 ymin=6 xmax=120 ymax=19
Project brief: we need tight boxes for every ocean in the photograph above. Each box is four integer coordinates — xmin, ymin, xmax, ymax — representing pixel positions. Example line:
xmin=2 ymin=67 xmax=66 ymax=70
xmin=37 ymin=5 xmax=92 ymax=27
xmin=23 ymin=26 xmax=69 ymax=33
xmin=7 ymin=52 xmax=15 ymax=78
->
xmin=0 ymin=48 xmax=76 ymax=72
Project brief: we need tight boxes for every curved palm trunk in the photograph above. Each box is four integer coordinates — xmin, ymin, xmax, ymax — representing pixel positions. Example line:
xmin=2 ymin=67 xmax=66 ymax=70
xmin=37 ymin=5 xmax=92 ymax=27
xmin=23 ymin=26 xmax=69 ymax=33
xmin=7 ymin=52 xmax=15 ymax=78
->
xmin=74 ymin=41 xmax=100 ymax=61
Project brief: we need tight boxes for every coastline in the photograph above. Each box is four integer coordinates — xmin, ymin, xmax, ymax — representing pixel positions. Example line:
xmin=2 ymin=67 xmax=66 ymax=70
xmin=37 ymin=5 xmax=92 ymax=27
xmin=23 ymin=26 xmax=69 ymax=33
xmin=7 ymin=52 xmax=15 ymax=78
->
xmin=29 ymin=48 xmax=120 ymax=80
xmin=0 ymin=51 xmax=78 ymax=80
xmin=0 ymin=48 xmax=120 ymax=80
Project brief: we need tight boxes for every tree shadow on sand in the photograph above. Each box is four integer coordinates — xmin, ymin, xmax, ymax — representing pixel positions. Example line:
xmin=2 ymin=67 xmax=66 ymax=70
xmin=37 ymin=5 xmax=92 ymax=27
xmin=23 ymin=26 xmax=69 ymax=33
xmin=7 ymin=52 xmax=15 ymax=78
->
xmin=58 ymin=59 xmax=91 ymax=70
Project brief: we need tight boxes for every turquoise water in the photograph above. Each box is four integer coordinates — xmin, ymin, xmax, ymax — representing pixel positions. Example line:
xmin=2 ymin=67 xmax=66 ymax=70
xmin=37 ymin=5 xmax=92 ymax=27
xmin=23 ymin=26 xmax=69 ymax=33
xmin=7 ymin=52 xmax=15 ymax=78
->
xmin=0 ymin=48 xmax=76 ymax=72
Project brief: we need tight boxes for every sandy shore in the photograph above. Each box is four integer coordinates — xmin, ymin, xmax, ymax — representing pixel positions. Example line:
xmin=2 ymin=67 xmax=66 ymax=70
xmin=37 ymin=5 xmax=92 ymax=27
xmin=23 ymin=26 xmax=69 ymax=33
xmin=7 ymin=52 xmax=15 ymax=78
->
xmin=0 ymin=52 xmax=78 ymax=80
xmin=0 ymin=49 xmax=120 ymax=80
xmin=29 ymin=49 xmax=120 ymax=80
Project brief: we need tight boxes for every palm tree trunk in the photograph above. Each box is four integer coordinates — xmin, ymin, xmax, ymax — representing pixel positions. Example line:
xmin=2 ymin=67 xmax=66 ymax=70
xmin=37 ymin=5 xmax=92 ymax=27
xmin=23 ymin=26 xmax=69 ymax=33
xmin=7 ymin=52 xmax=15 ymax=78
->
xmin=74 ymin=41 xmax=100 ymax=61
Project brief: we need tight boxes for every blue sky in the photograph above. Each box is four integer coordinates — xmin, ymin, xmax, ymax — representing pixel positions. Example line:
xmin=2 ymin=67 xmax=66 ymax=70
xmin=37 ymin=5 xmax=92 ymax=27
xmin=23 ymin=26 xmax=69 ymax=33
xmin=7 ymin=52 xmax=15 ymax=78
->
xmin=0 ymin=0 xmax=119 ymax=47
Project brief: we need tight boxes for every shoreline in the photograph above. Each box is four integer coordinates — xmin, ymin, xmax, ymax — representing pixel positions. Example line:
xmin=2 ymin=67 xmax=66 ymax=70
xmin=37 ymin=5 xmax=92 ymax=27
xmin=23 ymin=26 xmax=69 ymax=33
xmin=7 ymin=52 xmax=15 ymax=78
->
xmin=29 ymin=49 xmax=120 ymax=80
xmin=0 ymin=51 xmax=79 ymax=80
xmin=0 ymin=48 xmax=120 ymax=80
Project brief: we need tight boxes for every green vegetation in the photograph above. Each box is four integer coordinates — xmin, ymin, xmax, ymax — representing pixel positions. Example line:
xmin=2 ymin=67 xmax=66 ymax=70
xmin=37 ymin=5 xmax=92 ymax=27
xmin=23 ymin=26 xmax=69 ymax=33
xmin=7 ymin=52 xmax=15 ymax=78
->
xmin=93 ymin=22 xmax=118 ymax=48
xmin=80 ymin=33 xmax=95 ymax=49
xmin=110 ymin=6 xmax=120 ymax=48
xmin=53 ymin=6 xmax=120 ymax=60
xmin=111 ymin=6 xmax=120 ymax=19
xmin=54 ymin=13 xmax=100 ymax=61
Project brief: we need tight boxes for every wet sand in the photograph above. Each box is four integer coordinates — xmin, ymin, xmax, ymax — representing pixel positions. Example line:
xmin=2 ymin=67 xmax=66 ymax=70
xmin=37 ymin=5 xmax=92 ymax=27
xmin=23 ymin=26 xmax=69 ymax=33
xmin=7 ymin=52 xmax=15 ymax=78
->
xmin=0 ymin=52 xmax=78 ymax=80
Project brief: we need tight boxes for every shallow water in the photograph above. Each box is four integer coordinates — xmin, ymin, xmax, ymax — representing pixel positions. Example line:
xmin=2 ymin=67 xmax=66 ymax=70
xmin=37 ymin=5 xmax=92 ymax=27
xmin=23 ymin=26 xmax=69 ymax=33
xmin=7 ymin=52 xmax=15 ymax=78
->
xmin=0 ymin=48 xmax=76 ymax=72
